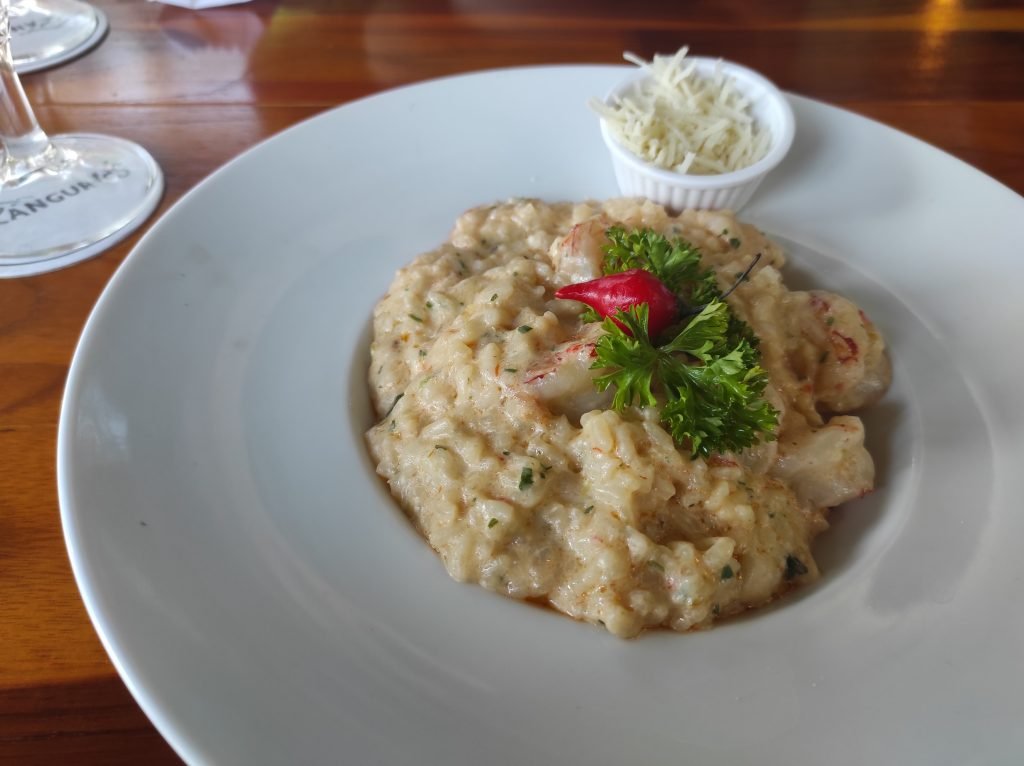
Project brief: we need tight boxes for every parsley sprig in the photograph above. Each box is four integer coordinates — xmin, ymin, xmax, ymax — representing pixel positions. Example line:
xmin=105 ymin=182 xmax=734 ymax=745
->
xmin=590 ymin=228 xmax=777 ymax=457
xmin=594 ymin=303 xmax=776 ymax=457
xmin=604 ymin=226 xmax=719 ymax=303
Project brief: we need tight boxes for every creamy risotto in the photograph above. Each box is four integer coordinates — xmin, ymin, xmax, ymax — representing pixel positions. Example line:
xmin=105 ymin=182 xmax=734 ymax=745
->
xmin=365 ymin=199 xmax=890 ymax=638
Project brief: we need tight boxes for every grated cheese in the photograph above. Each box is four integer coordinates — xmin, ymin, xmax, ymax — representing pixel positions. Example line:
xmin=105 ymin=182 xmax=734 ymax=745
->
xmin=593 ymin=47 xmax=771 ymax=175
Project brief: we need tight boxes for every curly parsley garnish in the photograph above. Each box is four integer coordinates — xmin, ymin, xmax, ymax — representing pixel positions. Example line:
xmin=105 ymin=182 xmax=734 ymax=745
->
xmin=589 ymin=228 xmax=777 ymax=458
xmin=604 ymin=225 xmax=719 ymax=302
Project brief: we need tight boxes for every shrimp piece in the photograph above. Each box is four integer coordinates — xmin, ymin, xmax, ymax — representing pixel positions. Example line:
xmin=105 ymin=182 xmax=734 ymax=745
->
xmin=548 ymin=218 xmax=611 ymax=284
xmin=522 ymin=323 xmax=611 ymax=422
xmin=789 ymin=291 xmax=891 ymax=413
xmin=772 ymin=416 xmax=874 ymax=509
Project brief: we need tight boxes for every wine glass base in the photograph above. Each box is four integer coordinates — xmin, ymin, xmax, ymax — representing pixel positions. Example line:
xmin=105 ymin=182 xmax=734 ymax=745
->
xmin=11 ymin=0 xmax=109 ymax=74
xmin=0 ymin=133 xmax=164 ymax=278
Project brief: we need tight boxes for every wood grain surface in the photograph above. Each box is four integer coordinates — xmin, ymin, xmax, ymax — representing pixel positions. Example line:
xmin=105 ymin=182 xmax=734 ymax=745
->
xmin=2 ymin=1 xmax=1022 ymax=763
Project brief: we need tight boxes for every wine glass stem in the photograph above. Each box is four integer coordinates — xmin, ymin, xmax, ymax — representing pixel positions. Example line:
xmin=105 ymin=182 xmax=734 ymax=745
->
xmin=1 ymin=0 xmax=54 ymax=181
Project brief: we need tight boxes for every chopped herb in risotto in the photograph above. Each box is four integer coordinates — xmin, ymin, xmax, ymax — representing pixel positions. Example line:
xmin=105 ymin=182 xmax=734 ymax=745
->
xmin=365 ymin=198 xmax=890 ymax=638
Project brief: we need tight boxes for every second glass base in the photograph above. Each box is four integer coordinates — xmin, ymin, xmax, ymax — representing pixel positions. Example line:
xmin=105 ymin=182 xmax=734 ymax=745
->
xmin=11 ymin=0 xmax=108 ymax=74
xmin=0 ymin=133 xmax=164 ymax=278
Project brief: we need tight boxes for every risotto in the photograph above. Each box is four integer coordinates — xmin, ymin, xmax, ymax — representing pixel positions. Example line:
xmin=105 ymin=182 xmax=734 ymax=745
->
xmin=365 ymin=199 xmax=890 ymax=638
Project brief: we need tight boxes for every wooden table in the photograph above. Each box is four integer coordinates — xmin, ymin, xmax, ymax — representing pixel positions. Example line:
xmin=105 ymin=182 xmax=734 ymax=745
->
xmin=2 ymin=1 xmax=1022 ymax=762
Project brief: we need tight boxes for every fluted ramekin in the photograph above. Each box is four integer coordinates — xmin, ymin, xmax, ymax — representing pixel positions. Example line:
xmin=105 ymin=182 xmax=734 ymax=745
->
xmin=599 ymin=59 xmax=795 ymax=211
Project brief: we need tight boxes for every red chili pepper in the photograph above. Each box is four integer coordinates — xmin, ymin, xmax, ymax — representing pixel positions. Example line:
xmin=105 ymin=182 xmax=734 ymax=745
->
xmin=554 ymin=269 xmax=679 ymax=337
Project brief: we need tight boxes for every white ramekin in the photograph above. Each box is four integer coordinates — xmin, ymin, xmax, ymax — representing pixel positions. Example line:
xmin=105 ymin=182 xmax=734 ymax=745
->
xmin=599 ymin=58 xmax=795 ymax=211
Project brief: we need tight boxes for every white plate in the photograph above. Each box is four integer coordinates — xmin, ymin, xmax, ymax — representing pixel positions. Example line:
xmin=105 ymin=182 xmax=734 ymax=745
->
xmin=58 ymin=66 xmax=1024 ymax=765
